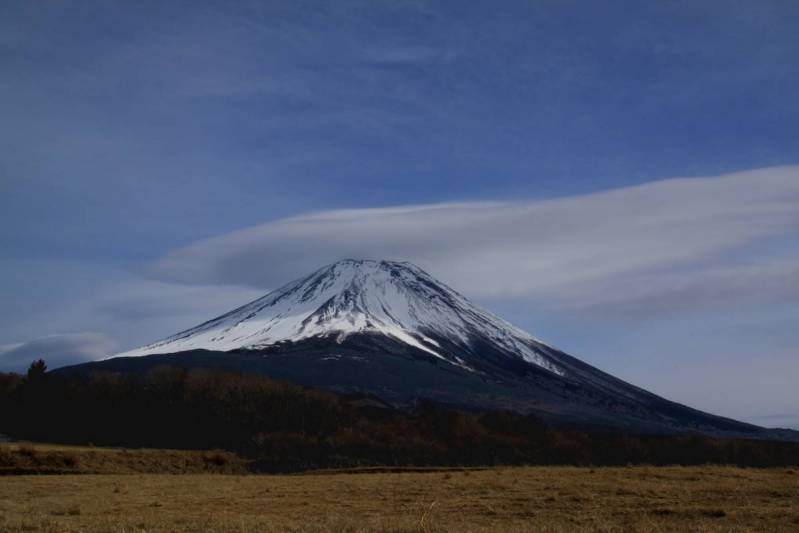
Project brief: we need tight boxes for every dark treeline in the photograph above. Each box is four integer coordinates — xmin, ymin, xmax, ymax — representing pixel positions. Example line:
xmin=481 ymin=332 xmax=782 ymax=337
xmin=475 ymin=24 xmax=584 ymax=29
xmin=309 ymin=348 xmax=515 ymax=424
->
xmin=1 ymin=363 xmax=797 ymax=471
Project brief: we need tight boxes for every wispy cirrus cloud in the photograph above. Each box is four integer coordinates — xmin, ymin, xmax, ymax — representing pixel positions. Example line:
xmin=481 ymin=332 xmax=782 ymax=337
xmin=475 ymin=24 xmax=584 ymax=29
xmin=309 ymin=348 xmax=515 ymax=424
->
xmin=91 ymin=280 xmax=263 ymax=321
xmin=149 ymin=166 xmax=799 ymax=315
xmin=0 ymin=333 xmax=118 ymax=373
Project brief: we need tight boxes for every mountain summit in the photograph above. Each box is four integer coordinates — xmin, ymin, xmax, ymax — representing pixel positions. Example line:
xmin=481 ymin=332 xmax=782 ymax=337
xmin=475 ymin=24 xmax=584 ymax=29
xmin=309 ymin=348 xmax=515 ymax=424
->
xmin=118 ymin=259 xmax=563 ymax=375
xmin=95 ymin=259 xmax=771 ymax=437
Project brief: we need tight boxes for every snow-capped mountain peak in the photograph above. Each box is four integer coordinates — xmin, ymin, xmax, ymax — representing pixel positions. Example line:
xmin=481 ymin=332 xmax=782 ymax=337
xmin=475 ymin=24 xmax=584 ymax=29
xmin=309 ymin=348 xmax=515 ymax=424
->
xmin=88 ymin=259 xmax=778 ymax=438
xmin=115 ymin=259 xmax=563 ymax=375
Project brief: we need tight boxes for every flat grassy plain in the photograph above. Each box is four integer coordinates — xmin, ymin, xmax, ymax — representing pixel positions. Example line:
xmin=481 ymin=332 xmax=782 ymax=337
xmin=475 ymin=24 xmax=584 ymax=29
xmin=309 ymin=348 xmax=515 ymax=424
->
xmin=1 ymin=443 xmax=798 ymax=532
xmin=2 ymin=461 xmax=799 ymax=532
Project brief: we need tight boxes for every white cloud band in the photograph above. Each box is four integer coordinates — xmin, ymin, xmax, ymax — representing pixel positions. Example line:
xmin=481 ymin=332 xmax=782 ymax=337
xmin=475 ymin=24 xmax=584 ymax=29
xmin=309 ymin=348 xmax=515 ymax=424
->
xmin=0 ymin=332 xmax=118 ymax=373
xmin=149 ymin=166 xmax=799 ymax=313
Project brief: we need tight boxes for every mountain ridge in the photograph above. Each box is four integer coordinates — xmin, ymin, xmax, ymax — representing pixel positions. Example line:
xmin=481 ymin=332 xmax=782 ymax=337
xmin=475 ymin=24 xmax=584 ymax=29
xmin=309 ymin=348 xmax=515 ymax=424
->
xmin=87 ymin=259 xmax=792 ymax=439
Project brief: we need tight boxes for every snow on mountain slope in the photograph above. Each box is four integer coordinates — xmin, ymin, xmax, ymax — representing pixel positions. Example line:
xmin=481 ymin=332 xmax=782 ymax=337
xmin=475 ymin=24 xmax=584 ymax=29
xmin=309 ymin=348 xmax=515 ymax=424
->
xmin=115 ymin=259 xmax=563 ymax=375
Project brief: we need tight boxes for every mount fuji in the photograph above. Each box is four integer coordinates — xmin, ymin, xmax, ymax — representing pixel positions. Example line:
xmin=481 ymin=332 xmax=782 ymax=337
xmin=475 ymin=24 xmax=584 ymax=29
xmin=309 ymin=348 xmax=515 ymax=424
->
xmin=72 ymin=259 xmax=783 ymax=437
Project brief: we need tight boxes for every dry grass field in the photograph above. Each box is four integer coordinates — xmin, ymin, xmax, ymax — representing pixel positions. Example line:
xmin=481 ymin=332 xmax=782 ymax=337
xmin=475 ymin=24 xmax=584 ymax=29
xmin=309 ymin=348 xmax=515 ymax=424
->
xmin=1 ymin=460 xmax=798 ymax=532
xmin=0 ymin=442 xmax=247 ymax=475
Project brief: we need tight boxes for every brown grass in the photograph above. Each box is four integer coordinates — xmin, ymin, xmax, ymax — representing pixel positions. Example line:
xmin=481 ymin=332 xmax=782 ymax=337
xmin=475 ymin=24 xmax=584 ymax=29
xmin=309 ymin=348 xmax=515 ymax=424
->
xmin=0 ymin=442 xmax=246 ymax=475
xmin=1 ymin=465 xmax=798 ymax=532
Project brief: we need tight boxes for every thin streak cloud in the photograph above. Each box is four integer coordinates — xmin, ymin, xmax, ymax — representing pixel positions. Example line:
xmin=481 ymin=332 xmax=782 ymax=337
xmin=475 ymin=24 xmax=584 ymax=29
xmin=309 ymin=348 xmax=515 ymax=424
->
xmin=0 ymin=333 xmax=118 ymax=373
xmin=150 ymin=166 xmax=799 ymax=313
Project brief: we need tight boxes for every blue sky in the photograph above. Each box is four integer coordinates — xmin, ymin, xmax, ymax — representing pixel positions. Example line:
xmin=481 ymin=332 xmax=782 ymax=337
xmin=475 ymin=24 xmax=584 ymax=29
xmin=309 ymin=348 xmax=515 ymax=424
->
xmin=1 ymin=1 xmax=798 ymax=428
